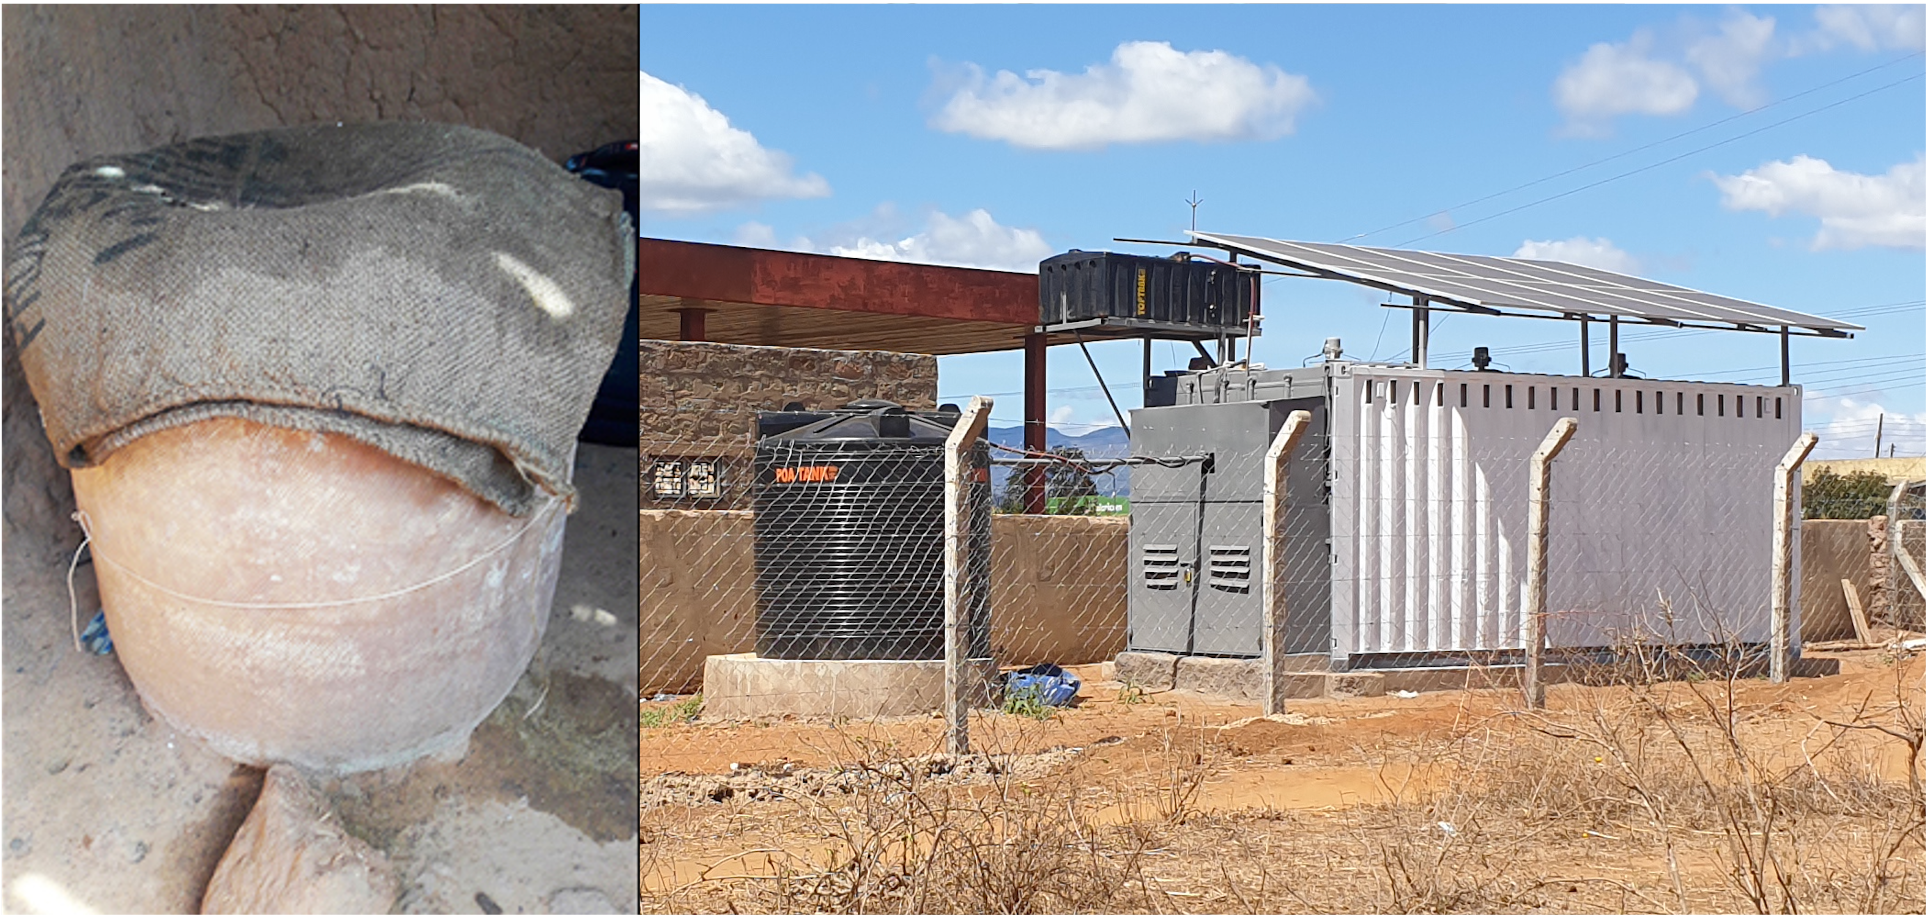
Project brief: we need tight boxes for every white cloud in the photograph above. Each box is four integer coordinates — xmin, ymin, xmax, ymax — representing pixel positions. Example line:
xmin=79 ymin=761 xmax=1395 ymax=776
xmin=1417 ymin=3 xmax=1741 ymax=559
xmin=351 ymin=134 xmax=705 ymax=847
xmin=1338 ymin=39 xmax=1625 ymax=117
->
xmin=930 ymin=41 xmax=1316 ymax=150
xmin=1554 ymin=32 xmax=1699 ymax=133
xmin=1513 ymin=237 xmax=1641 ymax=274
xmin=1686 ymin=11 xmax=1778 ymax=108
xmin=1049 ymin=405 xmax=1078 ymax=429
xmin=739 ymin=207 xmax=1053 ymax=272
xmin=1804 ymin=4 xmax=1927 ymax=53
xmin=1713 ymin=154 xmax=1926 ymax=250
xmin=732 ymin=221 xmax=779 ymax=248
xmin=1559 ymin=9 xmax=1921 ymax=131
xmin=1806 ymin=396 xmax=1927 ymax=460
xmin=639 ymin=71 xmax=830 ymax=214
xmin=822 ymin=208 xmax=1053 ymax=272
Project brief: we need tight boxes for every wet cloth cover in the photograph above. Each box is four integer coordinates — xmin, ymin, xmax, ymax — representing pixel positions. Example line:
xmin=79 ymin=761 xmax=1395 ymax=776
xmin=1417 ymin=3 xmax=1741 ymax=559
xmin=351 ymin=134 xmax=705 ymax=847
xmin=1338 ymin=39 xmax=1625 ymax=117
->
xmin=4 ymin=122 xmax=634 ymax=516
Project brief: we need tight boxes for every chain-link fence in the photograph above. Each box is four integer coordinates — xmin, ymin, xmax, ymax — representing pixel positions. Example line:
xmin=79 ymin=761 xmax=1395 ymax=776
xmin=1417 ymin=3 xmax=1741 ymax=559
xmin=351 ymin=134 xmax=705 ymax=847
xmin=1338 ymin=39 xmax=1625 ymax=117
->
xmin=643 ymin=371 xmax=1911 ymax=774
xmin=1887 ymin=480 xmax=1926 ymax=630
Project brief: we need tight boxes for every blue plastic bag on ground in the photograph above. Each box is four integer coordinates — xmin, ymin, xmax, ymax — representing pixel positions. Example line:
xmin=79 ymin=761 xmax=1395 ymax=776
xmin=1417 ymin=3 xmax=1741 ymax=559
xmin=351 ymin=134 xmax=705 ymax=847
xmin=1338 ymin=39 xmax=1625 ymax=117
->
xmin=1004 ymin=664 xmax=1080 ymax=707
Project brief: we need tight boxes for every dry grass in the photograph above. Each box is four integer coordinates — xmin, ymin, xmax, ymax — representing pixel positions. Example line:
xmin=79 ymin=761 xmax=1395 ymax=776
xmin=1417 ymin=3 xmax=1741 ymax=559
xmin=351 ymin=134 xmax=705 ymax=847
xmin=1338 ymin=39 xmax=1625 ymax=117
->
xmin=642 ymin=650 xmax=1926 ymax=914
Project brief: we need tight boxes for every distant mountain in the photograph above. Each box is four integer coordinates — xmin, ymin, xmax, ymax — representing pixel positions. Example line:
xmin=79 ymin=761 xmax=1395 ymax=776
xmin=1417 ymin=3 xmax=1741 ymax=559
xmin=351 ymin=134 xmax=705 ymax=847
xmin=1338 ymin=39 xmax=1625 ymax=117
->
xmin=985 ymin=425 xmax=1129 ymax=450
xmin=986 ymin=425 xmax=1133 ymax=498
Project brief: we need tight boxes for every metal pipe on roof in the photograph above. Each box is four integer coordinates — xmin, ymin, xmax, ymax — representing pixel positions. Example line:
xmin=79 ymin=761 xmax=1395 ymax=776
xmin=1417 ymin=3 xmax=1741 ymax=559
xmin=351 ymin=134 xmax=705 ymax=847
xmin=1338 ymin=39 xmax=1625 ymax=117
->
xmin=1780 ymin=326 xmax=1791 ymax=387
xmin=1609 ymin=315 xmax=1620 ymax=378
xmin=1580 ymin=316 xmax=1590 ymax=377
xmin=1411 ymin=295 xmax=1430 ymax=368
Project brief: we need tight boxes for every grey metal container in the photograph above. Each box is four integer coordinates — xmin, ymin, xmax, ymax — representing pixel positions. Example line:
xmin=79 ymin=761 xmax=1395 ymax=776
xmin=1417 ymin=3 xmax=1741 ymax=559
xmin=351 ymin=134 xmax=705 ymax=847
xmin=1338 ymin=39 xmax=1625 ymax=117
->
xmin=1128 ymin=368 xmax=1331 ymax=658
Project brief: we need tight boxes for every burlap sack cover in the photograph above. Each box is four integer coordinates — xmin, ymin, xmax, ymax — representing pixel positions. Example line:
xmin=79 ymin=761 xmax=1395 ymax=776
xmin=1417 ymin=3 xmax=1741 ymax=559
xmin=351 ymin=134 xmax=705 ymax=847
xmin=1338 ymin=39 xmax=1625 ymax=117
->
xmin=4 ymin=121 xmax=634 ymax=516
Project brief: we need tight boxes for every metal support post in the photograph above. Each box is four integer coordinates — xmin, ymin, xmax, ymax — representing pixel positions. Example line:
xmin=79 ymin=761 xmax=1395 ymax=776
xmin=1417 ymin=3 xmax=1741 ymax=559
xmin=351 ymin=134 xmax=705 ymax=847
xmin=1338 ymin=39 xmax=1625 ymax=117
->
xmin=944 ymin=396 xmax=992 ymax=755
xmin=1771 ymin=432 xmax=1818 ymax=683
xmin=1580 ymin=316 xmax=1590 ymax=377
xmin=1411 ymin=296 xmax=1429 ymax=367
xmin=1524 ymin=417 xmax=1579 ymax=709
xmin=1779 ymin=326 xmax=1791 ymax=387
xmin=1608 ymin=315 xmax=1620 ymax=377
xmin=1142 ymin=335 xmax=1153 ymax=399
xmin=1263 ymin=410 xmax=1315 ymax=715
xmin=1023 ymin=333 xmax=1047 ymax=514
xmin=674 ymin=306 xmax=710 ymax=342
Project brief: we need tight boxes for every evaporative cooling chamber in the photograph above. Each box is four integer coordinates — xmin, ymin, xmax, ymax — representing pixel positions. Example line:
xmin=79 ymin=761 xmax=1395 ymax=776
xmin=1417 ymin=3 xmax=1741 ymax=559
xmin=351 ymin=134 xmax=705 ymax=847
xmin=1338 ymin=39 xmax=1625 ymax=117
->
xmin=1130 ymin=362 xmax=1806 ymax=668
xmin=750 ymin=400 xmax=990 ymax=661
xmin=1048 ymin=232 xmax=1864 ymax=672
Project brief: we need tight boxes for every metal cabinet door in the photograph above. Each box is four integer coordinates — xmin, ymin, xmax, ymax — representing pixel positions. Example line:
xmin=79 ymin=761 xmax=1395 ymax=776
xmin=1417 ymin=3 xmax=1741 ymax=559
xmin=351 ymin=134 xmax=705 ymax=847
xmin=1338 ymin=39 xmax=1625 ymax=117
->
xmin=1127 ymin=500 xmax=1198 ymax=654
xmin=1193 ymin=501 xmax=1263 ymax=657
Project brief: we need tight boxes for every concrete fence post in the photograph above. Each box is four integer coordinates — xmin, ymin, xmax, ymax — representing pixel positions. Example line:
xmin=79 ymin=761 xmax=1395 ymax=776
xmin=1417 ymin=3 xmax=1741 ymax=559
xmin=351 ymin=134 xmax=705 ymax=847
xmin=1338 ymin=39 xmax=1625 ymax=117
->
xmin=1886 ymin=480 xmax=1927 ymax=605
xmin=943 ymin=396 xmax=992 ymax=756
xmin=1771 ymin=433 xmax=1819 ymax=683
xmin=1262 ymin=410 xmax=1315 ymax=716
xmin=1524 ymin=417 xmax=1579 ymax=710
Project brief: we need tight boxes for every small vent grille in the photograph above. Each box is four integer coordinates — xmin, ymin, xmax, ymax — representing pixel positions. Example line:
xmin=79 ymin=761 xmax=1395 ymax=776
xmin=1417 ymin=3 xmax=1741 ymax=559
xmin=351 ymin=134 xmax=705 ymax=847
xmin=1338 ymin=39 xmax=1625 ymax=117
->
xmin=1141 ymin=545 xmax=1180 ymax=589
xmin=1208 ymin=545 xmax=1252 ymax=592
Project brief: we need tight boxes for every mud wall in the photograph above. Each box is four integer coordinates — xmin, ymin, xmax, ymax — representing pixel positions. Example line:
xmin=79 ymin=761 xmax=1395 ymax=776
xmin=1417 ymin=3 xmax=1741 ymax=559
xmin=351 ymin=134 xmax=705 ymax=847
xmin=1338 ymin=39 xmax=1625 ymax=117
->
xmin=2 ymin=4 xmax=638 ymax=560
xmin=639 ymin=513 xmax=1130 ymax=694
xmin=1801 ymin=517 xmax=1924 ymax=640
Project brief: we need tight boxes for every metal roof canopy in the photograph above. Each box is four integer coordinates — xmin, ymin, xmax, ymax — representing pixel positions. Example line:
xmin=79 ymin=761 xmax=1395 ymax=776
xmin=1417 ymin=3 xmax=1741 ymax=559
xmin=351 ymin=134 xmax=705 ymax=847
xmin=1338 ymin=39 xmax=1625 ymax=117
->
xmin=637 ymin=238 xmax=1041 ymax=356
xmin=1184 ymin=231 xmax=1861 ymax=385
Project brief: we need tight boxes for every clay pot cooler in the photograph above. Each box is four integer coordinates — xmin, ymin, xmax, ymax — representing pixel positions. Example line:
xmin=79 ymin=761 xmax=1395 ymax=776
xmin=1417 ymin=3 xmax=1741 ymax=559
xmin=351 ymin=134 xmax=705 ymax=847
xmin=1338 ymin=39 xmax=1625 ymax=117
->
xmin=70 ymin=416 xmax=565 ymax=773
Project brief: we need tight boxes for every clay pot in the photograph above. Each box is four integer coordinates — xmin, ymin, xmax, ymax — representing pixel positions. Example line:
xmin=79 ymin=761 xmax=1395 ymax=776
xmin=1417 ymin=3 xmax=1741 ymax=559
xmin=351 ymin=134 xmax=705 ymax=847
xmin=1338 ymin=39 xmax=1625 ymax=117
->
xmin=70 ymin=417 xmax=564 ymax=773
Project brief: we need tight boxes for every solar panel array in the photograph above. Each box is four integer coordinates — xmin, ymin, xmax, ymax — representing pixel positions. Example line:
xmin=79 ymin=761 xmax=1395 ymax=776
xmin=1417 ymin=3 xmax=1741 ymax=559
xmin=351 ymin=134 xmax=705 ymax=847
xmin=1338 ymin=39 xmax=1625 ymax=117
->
xmin=1189 ymin=232 xmax=1861 ymax=336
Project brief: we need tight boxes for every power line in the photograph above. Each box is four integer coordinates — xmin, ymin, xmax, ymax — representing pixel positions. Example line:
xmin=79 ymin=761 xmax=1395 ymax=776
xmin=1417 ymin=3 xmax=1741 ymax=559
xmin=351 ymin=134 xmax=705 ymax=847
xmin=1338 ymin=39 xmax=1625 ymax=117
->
xmin=1392 ymin=70 xmax=1926 ymax=247
xmin=1343 ymin=52 xmax=1925 ymax=245
xmin=1803 ymin=373 xmax=1927 ymax=398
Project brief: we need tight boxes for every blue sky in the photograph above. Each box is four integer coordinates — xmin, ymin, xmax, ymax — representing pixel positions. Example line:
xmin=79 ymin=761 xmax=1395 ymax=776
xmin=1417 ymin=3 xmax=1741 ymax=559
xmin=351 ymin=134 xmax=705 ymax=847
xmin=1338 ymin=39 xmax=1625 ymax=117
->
xmin=642 ymin=4 xmax=1926 ymax=459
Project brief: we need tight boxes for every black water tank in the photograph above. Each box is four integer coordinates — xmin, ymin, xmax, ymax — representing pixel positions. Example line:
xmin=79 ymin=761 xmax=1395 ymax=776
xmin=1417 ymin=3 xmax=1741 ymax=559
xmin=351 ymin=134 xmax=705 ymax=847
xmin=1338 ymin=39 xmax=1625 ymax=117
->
xmin=1038 ymin=250 xmax=1258 ymax=330
xmin=751 ymin=400 xmax=991 ymax=661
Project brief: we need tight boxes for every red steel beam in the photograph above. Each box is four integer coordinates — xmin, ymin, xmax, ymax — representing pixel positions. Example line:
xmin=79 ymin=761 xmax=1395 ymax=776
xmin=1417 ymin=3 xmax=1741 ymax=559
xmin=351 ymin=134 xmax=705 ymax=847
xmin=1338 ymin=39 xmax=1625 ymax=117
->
xmin=639 ymin=237 xmax=1037 ymax=326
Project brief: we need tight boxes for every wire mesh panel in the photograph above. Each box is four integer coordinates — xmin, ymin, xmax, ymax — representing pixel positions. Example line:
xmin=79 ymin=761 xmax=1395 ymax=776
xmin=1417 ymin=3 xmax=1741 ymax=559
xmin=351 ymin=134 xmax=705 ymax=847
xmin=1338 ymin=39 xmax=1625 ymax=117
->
xmin=640 ymin=402 xmax=994 ymax=774
xmin=643 ymin=367 xmax=1893 ymax=833
xmin=751 ymin=431 xmax=988 ymax=662
xmin=1329 ymin=368 xmax=1803 ymax=662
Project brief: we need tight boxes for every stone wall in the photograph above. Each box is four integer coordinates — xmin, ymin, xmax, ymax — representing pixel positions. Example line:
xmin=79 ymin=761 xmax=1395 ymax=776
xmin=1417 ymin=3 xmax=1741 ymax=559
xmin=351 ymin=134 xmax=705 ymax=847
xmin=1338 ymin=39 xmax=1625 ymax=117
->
xmin=639 ymin=512 xmax=1129 ymax=694
xmin=1883 ymin=518 xmax=1926 ymax=629
xmin=639 ymin=341 xmax=938 ymax=510
xmin=1801 ymin=517 xmax=1925 ymax=640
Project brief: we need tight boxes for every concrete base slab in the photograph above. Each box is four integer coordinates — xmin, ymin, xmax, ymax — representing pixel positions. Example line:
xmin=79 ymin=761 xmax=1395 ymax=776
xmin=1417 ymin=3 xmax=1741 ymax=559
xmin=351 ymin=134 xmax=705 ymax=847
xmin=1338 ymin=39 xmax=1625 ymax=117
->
xmin=1324 ymin=671 xmax=1386 ymax=698
xmin=1114 ymin=652 xmax=1838 ymax=704
xmin=1144 ymin=654 xmax=1360 ymax=701
xmin=1792 ymin=656 xmax=1842 ymax=678
xmin=1114 ymin=651 xmax=1180 ymax=691
xmin=1175 ymin=656 xmax=1262 ymax=701
xmin=701 ymin=654 xmax=995 ymax=718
